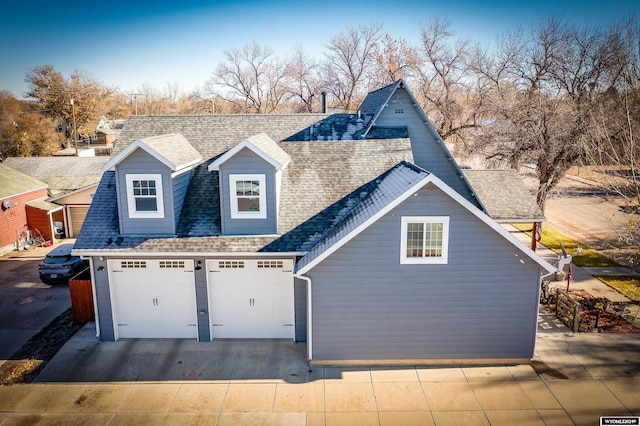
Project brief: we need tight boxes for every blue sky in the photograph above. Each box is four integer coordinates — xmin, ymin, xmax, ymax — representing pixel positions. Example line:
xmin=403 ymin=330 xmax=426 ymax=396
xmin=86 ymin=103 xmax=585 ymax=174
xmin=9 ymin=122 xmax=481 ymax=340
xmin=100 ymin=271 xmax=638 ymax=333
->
xmin=1 ymin=0 xmax=638 ymax=98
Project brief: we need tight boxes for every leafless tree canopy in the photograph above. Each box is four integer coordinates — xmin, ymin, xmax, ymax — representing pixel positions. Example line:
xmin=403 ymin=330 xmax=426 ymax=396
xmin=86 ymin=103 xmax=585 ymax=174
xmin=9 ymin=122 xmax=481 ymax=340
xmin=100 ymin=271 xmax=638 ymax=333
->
xmin=5 ymin=17 xmax=640 ymax=208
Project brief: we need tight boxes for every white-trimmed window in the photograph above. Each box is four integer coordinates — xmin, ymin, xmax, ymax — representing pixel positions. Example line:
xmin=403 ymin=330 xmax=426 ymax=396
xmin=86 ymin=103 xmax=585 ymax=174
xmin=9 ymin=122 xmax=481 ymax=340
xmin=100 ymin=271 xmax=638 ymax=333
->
xmin=125 ymin=174 xmax=164 ymax=219
xmin=400 ymin=216 xmax=449 ymax=264
xmin=229 ymin=174 xmax=266 ymax=219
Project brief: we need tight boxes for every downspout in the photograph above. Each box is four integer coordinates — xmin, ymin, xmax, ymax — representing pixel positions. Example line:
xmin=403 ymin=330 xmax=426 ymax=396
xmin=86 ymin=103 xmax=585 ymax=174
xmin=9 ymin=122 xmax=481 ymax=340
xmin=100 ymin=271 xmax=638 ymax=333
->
xmin=294 ymin=273 xmax=312 ymax=361
xmin=85 ymin=257 xmax=101 ymax=338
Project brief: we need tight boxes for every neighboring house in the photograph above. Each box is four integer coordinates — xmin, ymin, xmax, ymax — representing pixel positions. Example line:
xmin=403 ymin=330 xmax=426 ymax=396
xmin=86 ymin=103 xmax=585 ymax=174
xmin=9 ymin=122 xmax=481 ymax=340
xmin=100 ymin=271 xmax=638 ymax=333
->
xmin=0 ymin=164 xmax=62 ymax=255
xmin=74 ymin=81 xmax=555 ymax=365
xmin=3 ymin=157 xmax=109 ymax=238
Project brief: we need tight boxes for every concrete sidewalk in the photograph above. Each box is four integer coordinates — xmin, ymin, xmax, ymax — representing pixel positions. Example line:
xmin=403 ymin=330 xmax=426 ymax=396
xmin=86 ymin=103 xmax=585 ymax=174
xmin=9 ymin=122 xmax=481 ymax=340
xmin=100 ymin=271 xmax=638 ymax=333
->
xmin=0 ymin=318 xmax=638 ymax=426
xmin=507 ymin=225 xmax=640 ymax=328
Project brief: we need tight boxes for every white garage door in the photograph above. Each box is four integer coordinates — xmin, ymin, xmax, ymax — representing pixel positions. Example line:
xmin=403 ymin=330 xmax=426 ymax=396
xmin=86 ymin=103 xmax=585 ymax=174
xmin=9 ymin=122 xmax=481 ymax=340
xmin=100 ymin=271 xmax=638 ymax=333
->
xmin=109 ymin=259 xmax=197 ymax=339
xmin=207 ymin=259 xmax=294 ymax=339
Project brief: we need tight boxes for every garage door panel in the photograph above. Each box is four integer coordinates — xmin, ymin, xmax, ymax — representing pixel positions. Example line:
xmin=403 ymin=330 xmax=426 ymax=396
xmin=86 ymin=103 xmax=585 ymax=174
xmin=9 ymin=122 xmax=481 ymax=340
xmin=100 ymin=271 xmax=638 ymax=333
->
xmin=69 ymin=206 xmax=89 ymax=237
xmin=109 ymin=259 xmax=197 ymax=339
xmin=207 ymin=259 xmax=294 ymax=339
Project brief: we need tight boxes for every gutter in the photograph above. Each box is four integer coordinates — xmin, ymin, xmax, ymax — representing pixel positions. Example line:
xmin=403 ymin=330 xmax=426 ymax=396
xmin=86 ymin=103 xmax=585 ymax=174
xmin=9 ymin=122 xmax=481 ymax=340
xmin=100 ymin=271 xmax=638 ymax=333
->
xmin=294 ymin=273 xmax=313 ymax=361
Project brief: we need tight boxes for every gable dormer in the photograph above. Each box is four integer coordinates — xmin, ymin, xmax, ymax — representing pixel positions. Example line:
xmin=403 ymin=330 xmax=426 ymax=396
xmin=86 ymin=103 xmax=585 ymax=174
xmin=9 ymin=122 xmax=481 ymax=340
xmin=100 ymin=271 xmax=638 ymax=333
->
xmin=208 ymin=133 xmax=289 ymax=236
xmin=103 ymin=134 xmax=201 ymax=235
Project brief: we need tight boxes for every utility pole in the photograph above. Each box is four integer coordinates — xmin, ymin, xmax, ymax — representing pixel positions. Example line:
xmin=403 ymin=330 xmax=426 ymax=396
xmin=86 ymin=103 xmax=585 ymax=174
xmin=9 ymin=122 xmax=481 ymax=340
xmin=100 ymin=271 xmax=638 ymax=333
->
xmin=131 ymin=93 xmax=141 ymax=115
xmin=211 ymin=98 xmax=215 ymax=114
xmin=70 ymin=99 xmax=78 ymax=156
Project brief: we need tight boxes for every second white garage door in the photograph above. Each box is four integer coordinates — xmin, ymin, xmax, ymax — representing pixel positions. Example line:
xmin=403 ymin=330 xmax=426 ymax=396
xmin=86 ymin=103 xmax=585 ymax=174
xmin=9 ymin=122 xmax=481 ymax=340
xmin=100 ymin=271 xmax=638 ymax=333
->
xmin=207 ymin=259 xmax=294 ymax=339
xmin=109 ymin=259 xmax=198 ymax=339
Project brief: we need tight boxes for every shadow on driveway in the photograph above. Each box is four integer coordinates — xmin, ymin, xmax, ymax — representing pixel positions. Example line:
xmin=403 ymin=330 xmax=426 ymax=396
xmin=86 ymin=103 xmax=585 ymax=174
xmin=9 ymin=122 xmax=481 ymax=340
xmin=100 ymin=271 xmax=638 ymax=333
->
xmin=35 ymin=324 xmax=314 ymax=383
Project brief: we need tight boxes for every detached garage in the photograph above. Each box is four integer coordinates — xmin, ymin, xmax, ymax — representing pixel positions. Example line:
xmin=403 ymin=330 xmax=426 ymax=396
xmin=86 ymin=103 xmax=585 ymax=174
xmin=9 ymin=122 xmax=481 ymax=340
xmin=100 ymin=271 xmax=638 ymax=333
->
xmin=108 ymin=259 xmax=198 ymax=339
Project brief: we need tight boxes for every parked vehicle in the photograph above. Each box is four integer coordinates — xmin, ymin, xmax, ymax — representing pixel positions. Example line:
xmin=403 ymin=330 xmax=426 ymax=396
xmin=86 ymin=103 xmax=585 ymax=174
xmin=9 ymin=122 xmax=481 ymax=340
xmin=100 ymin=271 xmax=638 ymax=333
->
xmin=39 ymin=244 xmax=88 ymax=284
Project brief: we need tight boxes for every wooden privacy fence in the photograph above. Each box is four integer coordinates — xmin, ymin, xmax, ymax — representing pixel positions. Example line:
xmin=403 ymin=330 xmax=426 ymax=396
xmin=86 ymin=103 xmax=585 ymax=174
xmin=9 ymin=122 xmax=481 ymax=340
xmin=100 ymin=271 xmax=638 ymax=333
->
xmin=69 ymin=268 xmax=95 ymax=324
xmin=555 ymin=289 xmax=581 ymax=332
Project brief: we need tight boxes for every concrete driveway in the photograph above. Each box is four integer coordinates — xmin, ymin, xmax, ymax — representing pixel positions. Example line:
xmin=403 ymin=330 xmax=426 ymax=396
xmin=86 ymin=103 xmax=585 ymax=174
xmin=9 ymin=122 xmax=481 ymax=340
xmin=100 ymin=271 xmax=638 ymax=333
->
xmin=1 ymin=320 xmax=637 ymax=425
xmin=0 ymin=242 xmax=73 ymax=366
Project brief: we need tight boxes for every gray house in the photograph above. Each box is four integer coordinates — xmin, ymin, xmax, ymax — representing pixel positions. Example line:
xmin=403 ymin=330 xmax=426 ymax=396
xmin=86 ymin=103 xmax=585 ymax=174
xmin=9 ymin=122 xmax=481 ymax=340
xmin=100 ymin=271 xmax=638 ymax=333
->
xmin=74 ymin=81 xmax=555 ymax=365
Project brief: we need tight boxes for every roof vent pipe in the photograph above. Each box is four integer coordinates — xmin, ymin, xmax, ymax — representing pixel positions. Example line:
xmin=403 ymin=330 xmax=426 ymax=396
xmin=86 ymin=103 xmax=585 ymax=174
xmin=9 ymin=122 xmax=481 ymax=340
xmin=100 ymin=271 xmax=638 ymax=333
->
xmin=321 ymin=91 xmax=327 ymax=114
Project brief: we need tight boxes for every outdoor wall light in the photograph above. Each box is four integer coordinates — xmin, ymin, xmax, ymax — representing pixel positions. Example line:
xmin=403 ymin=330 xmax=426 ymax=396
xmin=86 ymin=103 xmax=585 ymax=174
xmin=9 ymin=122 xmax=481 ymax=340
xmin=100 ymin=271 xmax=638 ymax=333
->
xmin=97 ymin=266 xmax=105 ymax=272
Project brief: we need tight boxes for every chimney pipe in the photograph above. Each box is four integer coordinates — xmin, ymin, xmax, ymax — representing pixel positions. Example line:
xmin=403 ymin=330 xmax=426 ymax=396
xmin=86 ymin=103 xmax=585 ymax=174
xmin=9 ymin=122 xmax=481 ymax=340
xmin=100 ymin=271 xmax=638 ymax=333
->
xmin=321 ymin=91 xmax=327 ymax=114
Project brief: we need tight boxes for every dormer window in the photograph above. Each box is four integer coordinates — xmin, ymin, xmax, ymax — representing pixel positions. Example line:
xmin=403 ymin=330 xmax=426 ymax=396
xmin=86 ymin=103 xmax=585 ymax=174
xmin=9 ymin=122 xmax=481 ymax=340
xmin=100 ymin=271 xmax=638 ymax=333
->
xmin=126 ymin=174 xmax=164 ymax=219
xmin=230 ymin=174 xmax=266 ymax=219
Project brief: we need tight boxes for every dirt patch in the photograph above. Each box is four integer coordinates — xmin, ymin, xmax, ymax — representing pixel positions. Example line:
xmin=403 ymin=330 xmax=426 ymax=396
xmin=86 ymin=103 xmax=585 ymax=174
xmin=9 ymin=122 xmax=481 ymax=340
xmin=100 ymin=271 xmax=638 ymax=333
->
xmin=546 ymin=289 xmax=639 ymax=333
xmin=0 ymin=309 xmax=83 ymax=385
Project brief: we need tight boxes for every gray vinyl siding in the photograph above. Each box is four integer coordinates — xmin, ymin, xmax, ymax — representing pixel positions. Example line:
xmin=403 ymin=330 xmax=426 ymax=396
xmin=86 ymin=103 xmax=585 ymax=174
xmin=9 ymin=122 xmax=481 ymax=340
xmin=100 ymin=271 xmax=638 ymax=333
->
xmin=115 ymin=149 xmax=175 ymax=235
xmin=219 ymin=148 xmax=277 ymax=235
xmin=374 ymin=88 xmax=471 ymax=199
xmin=172 ymin=170 xmax=191 ymax=228
xmin=91 ymin=256 xmax=115 ymax=341
xmin=307 ymin=184 xmax=541 ymax=361
xmin=294 ymin=277 xmax=307 ymax=342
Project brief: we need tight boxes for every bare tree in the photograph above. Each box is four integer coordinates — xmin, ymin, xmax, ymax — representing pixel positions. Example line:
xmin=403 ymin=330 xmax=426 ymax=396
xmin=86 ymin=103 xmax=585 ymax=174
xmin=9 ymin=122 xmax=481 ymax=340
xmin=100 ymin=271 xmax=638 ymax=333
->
xmin=321 ymin=23 xmax=383 ymax=112
xmin=286 ymin=47 xmax=323 ymax=113
xmin=473 ymin=19 xmax=618 ymax=211
xmin=208 ymin=42 xmax=290 ymax=113
xmin=371 ymin=34 xmax=420 ymax=85
xmin=413 ymin=18 xmax=484 ymax=142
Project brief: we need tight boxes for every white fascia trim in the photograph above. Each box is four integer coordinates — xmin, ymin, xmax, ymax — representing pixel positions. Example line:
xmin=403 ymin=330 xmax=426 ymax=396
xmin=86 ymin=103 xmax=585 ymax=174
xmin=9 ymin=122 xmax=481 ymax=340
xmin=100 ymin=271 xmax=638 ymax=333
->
xmin=47 ymin=183 xmax=99 ymax=202
xmin=297 ymin=173 xmax=556 ymax=275
xmin=363 ymin=80 xmax=403 ymax=137
xmin=103 ymin=140 xmax=178 ymax=172
xmin=296 ymin=175 xmax=433 ymax=275
xmin=422 ymin=174 xmax=557 ymax=274
xmin=208 ymin=139 xmax=286 ymax=171
xmin=4 ymin=186 xmax=49 ymax=199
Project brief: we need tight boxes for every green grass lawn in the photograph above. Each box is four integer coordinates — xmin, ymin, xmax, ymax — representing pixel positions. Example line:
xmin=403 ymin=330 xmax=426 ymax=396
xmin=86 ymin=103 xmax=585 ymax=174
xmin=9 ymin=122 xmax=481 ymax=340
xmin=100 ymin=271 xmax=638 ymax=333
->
xmin=596 ymin=276 xmax=640 ymax=302
xmin=513 ymin=223 xmax=640 ymax=301
xmin=512 ymin=223 xmax=619 ymax=267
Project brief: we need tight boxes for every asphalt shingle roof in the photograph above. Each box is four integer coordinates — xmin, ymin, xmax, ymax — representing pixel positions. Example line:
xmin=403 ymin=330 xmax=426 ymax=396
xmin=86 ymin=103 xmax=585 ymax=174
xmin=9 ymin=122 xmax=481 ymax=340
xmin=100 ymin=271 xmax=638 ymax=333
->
xmin=283 ymin=113 xmax=408 ymax=141
xmin=358 ymin=80 xmax=401 ymax=116
xmin=3 ymin=157 xmax=107 ymax=193
xmin=264 ymin=161 xmax=429 ymax=260
xmin=114 ymin=114 xmax=329 ymax=160
xmin=75 ymin=135 xmax=414 ymax=253
xmin=0 ymin=163 xmax=47 ymax=199
xmin=131 ymin=133 xmax=202 ymax=170
xmin=244 ymin=133 xmax=290 ymax=167
xmin=463 ymin=169 xmax=545 ymax=222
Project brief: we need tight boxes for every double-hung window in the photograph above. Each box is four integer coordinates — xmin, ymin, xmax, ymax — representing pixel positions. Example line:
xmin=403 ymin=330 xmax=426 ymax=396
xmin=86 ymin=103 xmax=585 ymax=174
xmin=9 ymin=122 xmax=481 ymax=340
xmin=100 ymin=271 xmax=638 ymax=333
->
xmin=229 ymin=174 xmax=266 ymax=219
xmin=125 ymin=174 xmax=164 ymax=218
xmin=400 ymin=216 xmax=449 ymax=264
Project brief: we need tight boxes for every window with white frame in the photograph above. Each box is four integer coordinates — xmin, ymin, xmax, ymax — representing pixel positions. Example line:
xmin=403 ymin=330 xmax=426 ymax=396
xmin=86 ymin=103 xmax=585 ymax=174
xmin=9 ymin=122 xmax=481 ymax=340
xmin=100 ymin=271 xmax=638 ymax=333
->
xmin=125 ymin=174 xmax=164 ymax=218
xmin=400 ymin=216 xmax=449 ymax=264
xmin=229 ymin=174 xmax=266 ymax=219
